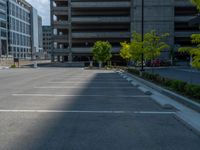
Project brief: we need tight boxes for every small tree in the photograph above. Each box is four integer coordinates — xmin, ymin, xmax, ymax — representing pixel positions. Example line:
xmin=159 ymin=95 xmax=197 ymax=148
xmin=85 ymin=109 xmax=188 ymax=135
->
xmin=129 ymin=32 xmax=145 ymax=64
xmin=144 ymin=30 xmax=170 ymax=64
xmin=120 ymin=31 xmax=170 ymax=68
xmin=179 ymin=34 xmax=200 ymax=69
xmin=120 ymin=42 xmax=131 ymax=66
xmin=92 ymin=41 xmax=112 ymax=68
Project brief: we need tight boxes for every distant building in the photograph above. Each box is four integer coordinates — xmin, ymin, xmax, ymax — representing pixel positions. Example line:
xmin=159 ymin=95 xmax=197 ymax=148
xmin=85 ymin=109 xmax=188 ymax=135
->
xmin=7 ymin=0 xmax=32 ymax=59
xmin=0 ymin=0 xmax=44 ymax=60
xmin=42 ymin=25 xmax=52 ymax=59
xmin=50 ymin=0 xmax=200 ymax=63
xmin=0 ymin=0 xmax=8 ymax=57
xmin=30 ymin=7 xmax=43 ymax=59
xmin=38 ymin=16 xmax=43 ymax=58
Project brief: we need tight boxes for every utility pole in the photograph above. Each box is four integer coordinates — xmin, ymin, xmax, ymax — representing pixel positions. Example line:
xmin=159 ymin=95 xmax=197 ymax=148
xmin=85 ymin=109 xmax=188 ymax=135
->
xmin=141 ymin=0 xmax=145 ymax=71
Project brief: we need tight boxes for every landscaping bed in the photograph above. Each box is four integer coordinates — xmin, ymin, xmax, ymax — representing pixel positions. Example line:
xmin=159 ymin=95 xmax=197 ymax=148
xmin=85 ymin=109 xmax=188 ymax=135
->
xmin=125 ymin=68 xmax=200 ymax=103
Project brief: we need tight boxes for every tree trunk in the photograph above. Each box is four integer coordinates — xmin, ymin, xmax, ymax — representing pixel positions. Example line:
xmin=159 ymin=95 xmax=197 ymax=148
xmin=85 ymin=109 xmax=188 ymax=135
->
xmin=190 ymin=55 xmax=193 ymax=67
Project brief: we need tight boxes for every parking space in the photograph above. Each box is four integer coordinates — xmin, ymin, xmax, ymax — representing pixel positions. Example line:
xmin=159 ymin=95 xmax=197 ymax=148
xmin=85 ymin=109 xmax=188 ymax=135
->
xmin=0 ymin=68 xmax=200 ymax=150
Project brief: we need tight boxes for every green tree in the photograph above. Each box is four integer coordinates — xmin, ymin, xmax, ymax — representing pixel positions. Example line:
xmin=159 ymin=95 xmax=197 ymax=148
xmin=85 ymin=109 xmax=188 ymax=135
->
xmin=119 ymin=42 xmax=131 ymax=65
xmin=92 ymin=41 xmax=112 ymax=68
xmin=179 ymin=34 xmax=200 ymax=68
xmin=191 ymin=0 xmax=200 ymax=10
xmin=129 ymin=32 xmax=145 ymax=63
xmin=126 ymin=31 xmax=169 ymax=67
xmin=144 ymin=30 xmax=170 ymax=63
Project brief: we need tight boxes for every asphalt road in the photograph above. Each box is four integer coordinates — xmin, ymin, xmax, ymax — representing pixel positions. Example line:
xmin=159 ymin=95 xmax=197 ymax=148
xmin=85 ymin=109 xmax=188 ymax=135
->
xmin=146 ymin=67 xmax=200 ymax=85
xmin=0 ymin=68 xmax=200 ymax=150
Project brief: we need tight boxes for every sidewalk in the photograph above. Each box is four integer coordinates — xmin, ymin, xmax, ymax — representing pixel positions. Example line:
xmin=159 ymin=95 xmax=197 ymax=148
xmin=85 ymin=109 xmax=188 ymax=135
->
xmin=0 ymin=66 xmax=9 ymax=70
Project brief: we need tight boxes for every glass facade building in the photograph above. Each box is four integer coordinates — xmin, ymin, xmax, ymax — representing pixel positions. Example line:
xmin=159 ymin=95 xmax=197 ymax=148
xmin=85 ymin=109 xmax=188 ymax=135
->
xmin=0 ymin=0 xmax=8 ymax=56
xmin=7 ymin=0 xmax=31 ymax=59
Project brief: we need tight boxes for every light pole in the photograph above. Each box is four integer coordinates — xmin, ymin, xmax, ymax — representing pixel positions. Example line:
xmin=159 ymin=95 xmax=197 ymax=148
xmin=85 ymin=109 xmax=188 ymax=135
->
xmin=141 ymin=0 xmax=145 ymax=71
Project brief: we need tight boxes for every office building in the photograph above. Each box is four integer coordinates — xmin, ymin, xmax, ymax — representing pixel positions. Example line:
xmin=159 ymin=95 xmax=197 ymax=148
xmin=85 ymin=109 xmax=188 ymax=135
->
xmin=50 ymin=0 xmax=199 ymax=62
xmin=0 ymin=0 xmax=8 ymax=57
xmin=0 ymin=0 xmax=43 ymax=60
xmin=7 ymin=0 xmax=32 ymax=59
xmin=30 ymin=7 xmax=43 ymax=59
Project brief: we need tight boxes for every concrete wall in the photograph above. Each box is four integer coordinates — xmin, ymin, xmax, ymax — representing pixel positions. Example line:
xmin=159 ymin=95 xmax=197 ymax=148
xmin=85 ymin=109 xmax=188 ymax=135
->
xmin=131 ymin=0 xmax=174 ymax=58
xmin=131 ymin=0 xmax=174 ymax=44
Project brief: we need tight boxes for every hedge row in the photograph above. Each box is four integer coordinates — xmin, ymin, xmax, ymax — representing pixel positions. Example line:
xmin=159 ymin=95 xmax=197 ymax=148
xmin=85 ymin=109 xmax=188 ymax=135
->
xmin=126 ymin=68 xmax=200 ymax=101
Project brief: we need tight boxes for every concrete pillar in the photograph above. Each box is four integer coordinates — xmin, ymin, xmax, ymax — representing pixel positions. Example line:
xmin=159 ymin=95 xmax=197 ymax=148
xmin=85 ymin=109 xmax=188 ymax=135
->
xmin=50 ymin=0 xmax=55 ymax=63
xmin=130 ymin=0 xmax=134 ymax=37
xmin=57 ymin=56 xmax=60 ymax=62
xmin=68 ymin=0 xmax=72 ymax=62
xmin=51 ymin=53 xmax=55 ymax=62
xmin=68 ymin=53 xmax=72 ymax=62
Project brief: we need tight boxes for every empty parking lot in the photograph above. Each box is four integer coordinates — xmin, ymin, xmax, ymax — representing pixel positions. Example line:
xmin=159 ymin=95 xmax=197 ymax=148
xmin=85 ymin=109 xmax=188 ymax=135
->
xmin=0 ymin=68 xmax=200 ymax=150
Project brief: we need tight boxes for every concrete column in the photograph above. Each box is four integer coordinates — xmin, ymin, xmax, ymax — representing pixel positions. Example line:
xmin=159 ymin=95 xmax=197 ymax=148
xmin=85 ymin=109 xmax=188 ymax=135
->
xmin=50 ymin=0 xmax=55 ymax=63
xmin=57 ymin=56 xmax=60 ymax=62
xmin=51 ymin=54 xmax=54 ymax=62
xmin=130 ymin=0 xmax=134 ymax=38
xmin=68 ymin=53 xmax=72 ymax=62
xmin=68 ymin=0 xmax=72 ymax=62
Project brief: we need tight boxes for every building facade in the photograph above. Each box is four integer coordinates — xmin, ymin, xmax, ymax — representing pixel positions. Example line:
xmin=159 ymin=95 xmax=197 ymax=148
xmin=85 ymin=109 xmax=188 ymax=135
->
xmin=30 ymin=7 xmax=43 ymax=59
xmin=50 ymin=0 xmax=199 ymax=62
xmin=38 ymin=16 xmax=43 ymax=56
xmin=7 ymin=0 xmax=32 ymax=59
xmin=0 ymin=0 xmax=43 ymax=60
xmin=42 ymin=25 xmax=52 ymax=59
xmin=0 ymin=0 xmax=8 ymax=57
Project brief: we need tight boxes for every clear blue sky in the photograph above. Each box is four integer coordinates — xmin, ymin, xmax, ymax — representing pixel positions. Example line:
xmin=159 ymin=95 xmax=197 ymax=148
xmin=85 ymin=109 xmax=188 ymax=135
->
xmin=26 ymin=0 xmax=50 ymax=25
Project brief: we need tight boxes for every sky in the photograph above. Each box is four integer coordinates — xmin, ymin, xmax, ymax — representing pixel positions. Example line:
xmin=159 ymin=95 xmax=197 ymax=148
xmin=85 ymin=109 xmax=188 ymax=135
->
xmin=26 ymin=0 xmax=50 ymax=25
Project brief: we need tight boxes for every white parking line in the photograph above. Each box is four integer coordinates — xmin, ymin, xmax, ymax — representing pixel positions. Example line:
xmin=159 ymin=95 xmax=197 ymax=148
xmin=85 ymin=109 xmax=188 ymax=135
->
xmin=34 ymin=86 xmax=135 ymax=89
xmin=52 ymin=79 xmax=125 ymax=81
xmin=0 ymin=109 xmax=175 ymax=114
xmin=49 ymin=82 xmax=129 ymax=84
xmin=12 ymin=94 xmax=149 ymax=98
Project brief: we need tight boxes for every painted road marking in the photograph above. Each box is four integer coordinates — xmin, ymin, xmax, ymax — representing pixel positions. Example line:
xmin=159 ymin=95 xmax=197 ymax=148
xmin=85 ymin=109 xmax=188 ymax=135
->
xmin=48 ymin=82 xmax=130 ymax=84
xmin=0 ymin=109 xmax=175 ymax=114
xmin=12 ymin=94 xmax=149 ymax=98
xmin=34 ymin=86 xmax=136 ymax=89
xmin=52 ymin=79 xmax=126 ymax=81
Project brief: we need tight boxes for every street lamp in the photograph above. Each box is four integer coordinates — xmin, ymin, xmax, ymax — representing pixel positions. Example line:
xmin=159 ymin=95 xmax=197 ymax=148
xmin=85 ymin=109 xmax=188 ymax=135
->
xmin=141 ymin=0 xmax=145 ymax=71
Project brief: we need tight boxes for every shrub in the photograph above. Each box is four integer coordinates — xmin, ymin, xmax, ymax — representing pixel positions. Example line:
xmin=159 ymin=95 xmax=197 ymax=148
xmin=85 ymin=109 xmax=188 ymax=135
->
xmin=168 ymin=80 xmax=187 ymax=92
xmin=185 ymin=84 xmax=200 ymax=99
xmin=10 ymin=64 xmax=16 ymax=68
xmin=127 ymin=68 xmax=140 ymax=76
xmin=126 ymin=68 xmax=200 ymax=101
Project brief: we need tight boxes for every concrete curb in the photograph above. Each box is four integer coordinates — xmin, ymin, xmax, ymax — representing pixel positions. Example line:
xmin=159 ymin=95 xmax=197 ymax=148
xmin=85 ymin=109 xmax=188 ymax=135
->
xmin=116 ymin=70 xmax=200 ymax=135
xmin=119 ymin=70 xmax=200 ymax=113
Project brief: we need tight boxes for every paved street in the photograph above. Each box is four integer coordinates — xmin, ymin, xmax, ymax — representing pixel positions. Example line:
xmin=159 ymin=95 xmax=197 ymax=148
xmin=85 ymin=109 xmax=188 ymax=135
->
xmin=146 ymin=67 xmax=200 ymax=85
xmin=0 ymin=68 xmax=200 ymax=150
